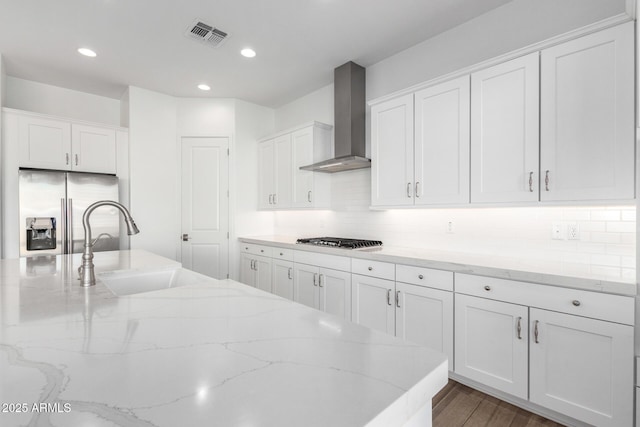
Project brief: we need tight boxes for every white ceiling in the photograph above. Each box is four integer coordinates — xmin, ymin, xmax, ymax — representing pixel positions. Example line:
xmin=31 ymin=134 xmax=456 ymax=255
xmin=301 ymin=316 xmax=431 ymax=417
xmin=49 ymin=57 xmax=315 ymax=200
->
xmin=0 ymin=0 xmax=512 ymax=107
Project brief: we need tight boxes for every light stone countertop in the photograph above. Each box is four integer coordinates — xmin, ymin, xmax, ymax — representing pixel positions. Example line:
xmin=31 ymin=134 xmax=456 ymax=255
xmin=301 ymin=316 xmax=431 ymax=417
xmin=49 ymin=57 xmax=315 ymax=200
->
xmin=0 ymin=249 xmax=447 ymax=427
xmin=239 ymin=236 xmax=637 ymax=296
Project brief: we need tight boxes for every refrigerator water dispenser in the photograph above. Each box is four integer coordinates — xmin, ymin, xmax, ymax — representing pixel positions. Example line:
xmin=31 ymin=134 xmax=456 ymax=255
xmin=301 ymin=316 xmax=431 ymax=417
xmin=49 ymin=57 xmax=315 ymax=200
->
xmin=26 ymin=217 xmax=56 ymax=251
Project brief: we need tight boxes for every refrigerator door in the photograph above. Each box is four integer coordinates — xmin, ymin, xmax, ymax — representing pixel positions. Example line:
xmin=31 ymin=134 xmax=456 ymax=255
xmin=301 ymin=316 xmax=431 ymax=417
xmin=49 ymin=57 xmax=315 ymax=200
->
xmin=66 ymin=172 xmax=120 ymax=254
xmin=19 ymin=170 xmax=66 ymax=257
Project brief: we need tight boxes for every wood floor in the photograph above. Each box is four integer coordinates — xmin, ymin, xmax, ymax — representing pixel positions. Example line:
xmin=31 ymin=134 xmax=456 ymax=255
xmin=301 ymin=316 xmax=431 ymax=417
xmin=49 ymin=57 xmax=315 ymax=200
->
xmin=433 ymin=381 xmax=565 ymax=427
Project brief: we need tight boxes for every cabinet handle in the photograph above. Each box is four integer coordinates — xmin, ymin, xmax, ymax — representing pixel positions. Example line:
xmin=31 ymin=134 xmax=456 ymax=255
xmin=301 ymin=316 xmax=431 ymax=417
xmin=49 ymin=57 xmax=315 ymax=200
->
xmin=250 ymin=259 xmax=255 ymax=270
xmin=572 ymin=300 xmax=581 ymax=307
xmin=273 ymin=194 xmax=277 ymax=204
xmin=534 ymin=320 xmax=539 ymax=343
xmin=269 ymin=194 xmax=273 ymax=204
xmin=288 ymin=268 xmax=292 ymax=280
xmin=528 ymin=172 xmax=533 ymax=192
xmin=415 ymin=182 xmax=420 ymax=198
xmin=367 ymin=266 xmax=373 ymax=271
xmin=516 ymin=317 xmax=522 ymax=339
xmin=387 ymin=289 xmax=392 ymax=305
xmin=319 ymin=274 xmax=324 ymax=287
xmin=545 ymin=170 xmax=550 ymax=191
xmin=484 ymin=285 xmax=491 ymax=291
xmin=313 ymin=273 xmax=318 ymax=286
xmin=66 ymin=153 xmax=70 ymax=165
xmin=75 ymin=154 xmax=79 ymax=166
xmin=418 ymin=274 xmax=424 ymax=280
xmin=308 ymin=190 xmax=312 ymax=203
xmin=396 ymin=290 xmax=401 ymax=308
xmin=406 ymin=182 xmax=411 ymax=198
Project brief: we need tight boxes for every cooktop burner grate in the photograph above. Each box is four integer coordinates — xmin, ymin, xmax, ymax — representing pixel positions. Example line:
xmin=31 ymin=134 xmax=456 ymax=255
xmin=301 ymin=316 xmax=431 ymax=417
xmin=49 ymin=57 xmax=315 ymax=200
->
xmin=296 ymin=237 xmax=383 ymax=249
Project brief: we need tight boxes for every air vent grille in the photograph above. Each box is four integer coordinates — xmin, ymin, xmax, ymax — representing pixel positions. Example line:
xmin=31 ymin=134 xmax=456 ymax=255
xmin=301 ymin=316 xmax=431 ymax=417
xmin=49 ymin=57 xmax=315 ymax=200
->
xmin=185 ymin=19 xmax=230 ymax=48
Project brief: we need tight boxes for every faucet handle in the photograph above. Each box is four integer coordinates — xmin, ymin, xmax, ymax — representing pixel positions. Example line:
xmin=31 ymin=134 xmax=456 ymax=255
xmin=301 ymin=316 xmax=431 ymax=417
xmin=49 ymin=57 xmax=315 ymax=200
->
xmin=78 ymin=265 xmax=83 ymax=279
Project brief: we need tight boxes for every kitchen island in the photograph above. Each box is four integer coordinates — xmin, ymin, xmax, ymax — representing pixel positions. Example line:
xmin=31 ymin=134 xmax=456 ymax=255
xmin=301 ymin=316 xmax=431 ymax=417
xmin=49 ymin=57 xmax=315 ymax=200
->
xmin=0 ymin=250 xmax=448 ymax=427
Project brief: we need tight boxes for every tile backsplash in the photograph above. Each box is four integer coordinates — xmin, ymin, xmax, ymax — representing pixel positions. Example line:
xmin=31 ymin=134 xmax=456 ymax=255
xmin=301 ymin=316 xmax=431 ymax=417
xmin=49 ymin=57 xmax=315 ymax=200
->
xmin=274 ymin=169 xmax=636 ymax=281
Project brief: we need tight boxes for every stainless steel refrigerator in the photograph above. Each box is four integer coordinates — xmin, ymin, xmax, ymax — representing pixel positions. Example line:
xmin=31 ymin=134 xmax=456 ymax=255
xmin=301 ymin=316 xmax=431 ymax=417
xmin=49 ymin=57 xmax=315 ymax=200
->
xmin=19 ymin=169 xmax=120 ymax=257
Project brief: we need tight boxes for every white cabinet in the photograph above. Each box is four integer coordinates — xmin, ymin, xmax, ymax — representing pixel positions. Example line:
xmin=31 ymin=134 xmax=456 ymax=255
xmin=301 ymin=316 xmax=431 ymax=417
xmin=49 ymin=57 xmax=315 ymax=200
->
xmin=454 ymin=293 xmax=528 ymax=399
xmin=371 ymin=94 xmax=414 ymax=207
xmin=470 ymin=53 xmax=540 ymax=203
xmin=239 ymin=252 xmax=272 ymax=292
xmin=351 ymin=274 xmax=395 ymax=335
xmin=414 ymin=76 xmax=470 ymax=205
xmin=529 ymin=308 xmax=633 ymax=427
xmin=294 ymin=263 xmax=351 ymax=320
xmin=272 ymin=259 xmax=294 ymax=300
xmin=18 ymin=114 xmax=117 ymax=174
xmin=258 ymin=122 xmax=331 ymax=210
xmin=540 ymin=22 xmax=634 ymax=201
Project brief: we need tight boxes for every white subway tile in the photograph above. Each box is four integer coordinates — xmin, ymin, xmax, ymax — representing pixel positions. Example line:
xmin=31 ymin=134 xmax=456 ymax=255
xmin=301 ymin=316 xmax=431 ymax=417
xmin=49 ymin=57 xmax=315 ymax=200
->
xmin=590 ymin=210 xmax=620 ymax=221
xmin=621 ymin=268 xmax=636 ymax=280
xmin=590 ymin=265 xmax=622 ymax=278
xmin=590 ymin=254 xmax=621 ymax=267
xmin=606 ymin=222 xmax=635 ymax=233
xmin=590 ymin=232 xmax=621 ymax=244
xmin=605 ymin=244 xmax=635 ymax=256
xmin=578 ymin=221 xmax=606 ymax=232
xmin=621 ymin=210 xmax=636 ymax=221
xmin=620 ymin=256 xmax=635 ymax=268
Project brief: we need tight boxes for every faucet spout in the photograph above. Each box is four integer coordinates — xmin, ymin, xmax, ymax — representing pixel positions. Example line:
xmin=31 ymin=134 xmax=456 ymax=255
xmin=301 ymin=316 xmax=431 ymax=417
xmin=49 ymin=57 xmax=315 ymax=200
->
xmin=79 ymin=200 xmax=139 ymax=287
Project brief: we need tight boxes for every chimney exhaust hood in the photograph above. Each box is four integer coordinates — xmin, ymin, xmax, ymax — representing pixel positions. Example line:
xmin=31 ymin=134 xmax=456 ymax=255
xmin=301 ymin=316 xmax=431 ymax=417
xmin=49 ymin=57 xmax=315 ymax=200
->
xmin=299 ymin=61 xmax=370 ymax=173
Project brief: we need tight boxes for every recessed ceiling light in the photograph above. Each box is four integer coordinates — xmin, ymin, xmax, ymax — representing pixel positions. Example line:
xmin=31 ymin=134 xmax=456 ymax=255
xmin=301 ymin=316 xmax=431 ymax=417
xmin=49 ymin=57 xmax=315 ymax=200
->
xmin=77 ymin=48 xmax=97 ymax=57
xmin=198 ymin=84 xmax=211 ymax=91
xmin=241 ymin=48 xmax=256 ymax=58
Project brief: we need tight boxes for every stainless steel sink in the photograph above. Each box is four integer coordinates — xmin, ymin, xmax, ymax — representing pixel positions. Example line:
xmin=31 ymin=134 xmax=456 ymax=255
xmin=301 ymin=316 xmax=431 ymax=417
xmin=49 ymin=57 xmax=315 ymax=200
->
xmin=97 ymin=267 xmax=205 ymax=296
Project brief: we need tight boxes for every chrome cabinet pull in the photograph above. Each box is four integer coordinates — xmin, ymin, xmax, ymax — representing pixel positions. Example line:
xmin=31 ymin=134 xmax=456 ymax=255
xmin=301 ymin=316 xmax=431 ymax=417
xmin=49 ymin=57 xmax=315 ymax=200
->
xmin=307 ymin=190 xmax=312 ymax=203
xmin=66 ymin=153 xmax=70 ymax=165
xmin=484 ymin=285 xmax=491 ymax=291
xmin=528 ymin=172 xmax=533 ymax=192
xmin=418 ymin=274 xmax=424 ymax=280
xmin=367 ymin=266 xmax=373 ymax=271
xmin=387 ymin=289 xmax=392 ymax=305
xmin=288 ymin=268 xmax=292 ymax=280
xmin=415 ymin=182 xmax=420 ymax=197
xmin=75 ymin=154 xmax=79 ymax=166
xmin=268 ymin=194 xmax=273 ymax=204
xmin=545 ymin=170 xmax=550 ymax=191
xmin=250 ymin=259 xmax=255 ymax=270
xmin=273 ymin=194 xmax=277 ymax=204
xmin=396 ymin=290 xmax=401 ymax=308
xmin=182 ymin=233 xmax=191 ymax=241
xmin=534 ymin=320 xmax=539 ymax=343
xmin=516 ymin=317 xmax=522 ymax=339
xmin=313 ymin=273 xmax=318 ymax=286
xmin=406 ymin=182 xmax=411 ymax=198
xmin=572 ymin=300 xmax=581 ymax=307
xmin=319 ymin=274 xmax=324 ymax=287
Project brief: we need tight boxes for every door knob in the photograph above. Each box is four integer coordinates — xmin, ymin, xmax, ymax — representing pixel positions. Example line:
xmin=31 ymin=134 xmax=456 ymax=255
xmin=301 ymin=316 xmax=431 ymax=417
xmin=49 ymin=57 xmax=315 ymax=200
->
xmin=182 ymin=234 xmax=191 ymax=241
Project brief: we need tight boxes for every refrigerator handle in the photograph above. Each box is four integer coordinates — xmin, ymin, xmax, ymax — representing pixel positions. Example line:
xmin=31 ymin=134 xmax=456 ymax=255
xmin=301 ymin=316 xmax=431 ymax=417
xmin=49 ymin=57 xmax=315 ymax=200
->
xmin=61 ymin=198 xmax=67 ymax=254
xmin=67 ymin=198 xmax=73 ymax=254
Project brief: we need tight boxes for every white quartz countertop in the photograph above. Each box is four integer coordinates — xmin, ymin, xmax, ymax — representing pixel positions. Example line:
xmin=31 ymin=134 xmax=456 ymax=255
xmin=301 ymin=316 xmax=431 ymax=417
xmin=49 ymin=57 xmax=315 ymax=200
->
xmin=0 ymin=250 xmax=447 ymax=427
xmin=239 ymin=236 xmax=637 ymax=296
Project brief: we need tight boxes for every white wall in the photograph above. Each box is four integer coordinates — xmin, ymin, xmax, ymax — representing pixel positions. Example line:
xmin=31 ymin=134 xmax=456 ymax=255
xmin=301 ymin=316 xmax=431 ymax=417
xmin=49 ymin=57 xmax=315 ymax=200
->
xmin=127 ymin=86 xmax=178 ymax=260
xmin=4 ymin=77 xmax=121 ymax=126
xmin=274 ymin=85 xmax=333 ymax=130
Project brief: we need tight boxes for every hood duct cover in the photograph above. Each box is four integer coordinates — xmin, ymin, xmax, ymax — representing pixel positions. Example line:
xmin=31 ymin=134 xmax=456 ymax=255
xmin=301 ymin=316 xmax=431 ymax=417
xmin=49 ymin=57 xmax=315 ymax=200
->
xmin=299 ymin=61 xmax=370 ymax=173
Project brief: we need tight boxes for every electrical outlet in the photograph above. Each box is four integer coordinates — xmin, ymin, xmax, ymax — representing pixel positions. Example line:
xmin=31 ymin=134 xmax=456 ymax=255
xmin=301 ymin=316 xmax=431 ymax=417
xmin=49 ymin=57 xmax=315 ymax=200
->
xmin=551 ymin=222 xmax=566 ymax=240
xmin=447 ymin=221 xmax=455 ymax=234
xmin=567 ymin=223 xmax=580 ymax=240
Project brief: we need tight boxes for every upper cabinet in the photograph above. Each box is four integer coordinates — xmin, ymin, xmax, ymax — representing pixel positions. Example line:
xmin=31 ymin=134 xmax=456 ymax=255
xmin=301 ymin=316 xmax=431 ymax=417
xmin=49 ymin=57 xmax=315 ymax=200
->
xmin=16 ymin=111 xmax=118 ymax=174
xmin=371 ymin=76 xmax=470 ymax=207
xmin=470 ymin=53 xmax=539 ymax=203
xmin=540 ymin=23 xmax=634 ymax=201
xmin=370 ymin=22 xmax=635 ymax=208
xmin=258 ymin=122 xmax=332 ymax=210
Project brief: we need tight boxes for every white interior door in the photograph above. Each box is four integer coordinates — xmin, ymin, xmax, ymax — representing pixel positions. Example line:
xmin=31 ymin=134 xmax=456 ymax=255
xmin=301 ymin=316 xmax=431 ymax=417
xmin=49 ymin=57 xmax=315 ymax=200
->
xmin=181 ymin=137 xmax=229 ymax=279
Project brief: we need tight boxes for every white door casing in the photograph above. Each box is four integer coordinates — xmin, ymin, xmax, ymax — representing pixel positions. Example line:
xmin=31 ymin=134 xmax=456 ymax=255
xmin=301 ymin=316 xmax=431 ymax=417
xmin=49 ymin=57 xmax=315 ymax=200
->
xmin=181 ymin=137 xmax=229 ymax=279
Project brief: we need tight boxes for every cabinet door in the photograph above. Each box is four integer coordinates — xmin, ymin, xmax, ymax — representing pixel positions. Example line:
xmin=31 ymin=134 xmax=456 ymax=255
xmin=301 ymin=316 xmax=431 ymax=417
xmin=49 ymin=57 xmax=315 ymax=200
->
xmin=71 ymin=124 xmax=116 ymax=174
xmin=239 ymin=253 xmax=256 ymax=286
xmin=273 ymin=134 xmax=292 ymax=207
xmin=272 ymin=259 xmax=294 ymax=300
xmin=540 ymin=23 xmax=634 ymax=201
xmin=294 ymin=264 xmax=319 ymax=309
xmin=18 ymin=115 xmax=72 ymax=170
xmin=471 ymin=53 xmax=539 ymax=203
xmin=414 ymin=76 xmax=470 ymax=205
xmin=291 ymin=126 xmax=314 ymax=208
xmin=396 ymin=283 xmax=454 ymax=370
xmin=319 ymin=268 xmax=351 ymax=320
xmin=530 ymin=308 xmax=633 ymax=427
xmin=258 ymin=140 xmax=275 ymax=210
xmin=454 ymin=294 xmax=528 ymax=399
xmin=351 ymin=274 xmax=395 ymax=335
xmin=371 ymin=94 xmax=415 ymax=207
xmin=253 ymin=255 xmax=272 ymax=293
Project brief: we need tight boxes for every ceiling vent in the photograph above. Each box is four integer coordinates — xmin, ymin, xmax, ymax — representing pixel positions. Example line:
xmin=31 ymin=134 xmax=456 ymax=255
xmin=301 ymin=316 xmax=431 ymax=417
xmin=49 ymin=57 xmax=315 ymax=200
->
xmin=185 ymin=19 xmax=229 ymax=48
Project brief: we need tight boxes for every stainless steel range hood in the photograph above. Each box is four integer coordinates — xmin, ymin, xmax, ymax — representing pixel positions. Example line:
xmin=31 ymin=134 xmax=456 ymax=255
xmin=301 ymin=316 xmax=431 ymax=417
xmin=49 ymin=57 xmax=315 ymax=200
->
xmin=300 ymin=61 xmax=370 ymax=173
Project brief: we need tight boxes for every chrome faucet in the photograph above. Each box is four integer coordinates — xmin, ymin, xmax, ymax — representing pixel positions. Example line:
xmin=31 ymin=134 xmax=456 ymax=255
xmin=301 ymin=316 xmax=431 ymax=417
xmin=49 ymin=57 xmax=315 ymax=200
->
xmin=79 ymin=200 xmax=140 ymax=287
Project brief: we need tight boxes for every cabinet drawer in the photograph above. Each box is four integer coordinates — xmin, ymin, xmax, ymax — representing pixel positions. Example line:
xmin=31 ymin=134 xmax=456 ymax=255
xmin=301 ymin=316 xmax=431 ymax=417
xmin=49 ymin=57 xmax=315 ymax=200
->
xmin=294 ymin=250 xmax=350 ymax=272
xmin=240 ymin=243 xmax=273 ymax=257
xmin=396 ymin=264 xmax=453 ymax=291
xmin=351 ymin=258 xmax=395 ymax=280
xmin=272 ymin=248 xmax=294 ymax=261
xmin=455 ymin=273 xmax=634 ymax=325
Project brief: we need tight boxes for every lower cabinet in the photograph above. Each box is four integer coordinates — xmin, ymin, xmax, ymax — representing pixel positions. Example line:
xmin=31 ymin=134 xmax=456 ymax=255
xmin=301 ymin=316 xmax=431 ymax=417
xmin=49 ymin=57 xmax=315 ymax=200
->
xmin=454 ymin=294 xmax=528 ymax=399
xmin=351 ymin=274 xmax=395 ymax=335
xmin=529 ymin=308 xmax=633 ymax=427
xmin=239 ymin=253 xmax=272 ymax=292
xmin=294 ymin=263 xmax=351 ymax=320
xmin=272 ymin=259 xmax=294 ymax=300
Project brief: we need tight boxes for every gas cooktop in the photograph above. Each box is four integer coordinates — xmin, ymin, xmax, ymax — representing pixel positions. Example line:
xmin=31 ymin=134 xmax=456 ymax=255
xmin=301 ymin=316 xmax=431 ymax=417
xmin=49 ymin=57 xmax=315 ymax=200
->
xmin=296 ymin=237 xmax=383 ymax=249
